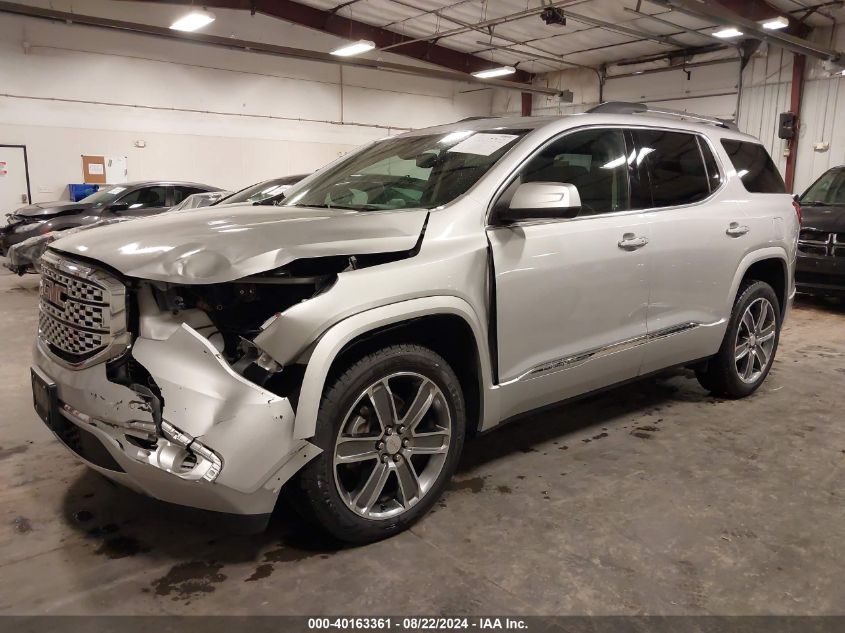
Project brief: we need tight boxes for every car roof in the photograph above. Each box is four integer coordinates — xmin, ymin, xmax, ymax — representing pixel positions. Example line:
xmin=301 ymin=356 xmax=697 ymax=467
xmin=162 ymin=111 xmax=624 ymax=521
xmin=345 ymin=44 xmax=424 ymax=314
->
xmin=398 ymin=113 xmax=761 ymax=144
xmin=119 ymin=181 xmax=220 ymax=190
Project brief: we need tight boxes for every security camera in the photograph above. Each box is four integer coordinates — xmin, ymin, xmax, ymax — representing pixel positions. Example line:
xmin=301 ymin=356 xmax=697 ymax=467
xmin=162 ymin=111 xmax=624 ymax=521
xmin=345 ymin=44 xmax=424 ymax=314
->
xmin=541 ymin=7 xmax=567 ymax=26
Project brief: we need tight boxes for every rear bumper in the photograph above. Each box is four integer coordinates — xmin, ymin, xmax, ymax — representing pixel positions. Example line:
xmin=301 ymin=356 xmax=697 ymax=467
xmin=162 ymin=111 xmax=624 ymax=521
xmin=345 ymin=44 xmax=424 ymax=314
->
xmin=32 ymin=325 xmax=321 ymax=523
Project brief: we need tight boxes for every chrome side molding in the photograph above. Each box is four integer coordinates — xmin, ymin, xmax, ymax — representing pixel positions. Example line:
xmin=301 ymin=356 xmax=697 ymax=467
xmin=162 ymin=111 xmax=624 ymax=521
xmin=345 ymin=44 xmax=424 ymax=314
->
xmin=513 ymin=322 xmax=704 ymax=383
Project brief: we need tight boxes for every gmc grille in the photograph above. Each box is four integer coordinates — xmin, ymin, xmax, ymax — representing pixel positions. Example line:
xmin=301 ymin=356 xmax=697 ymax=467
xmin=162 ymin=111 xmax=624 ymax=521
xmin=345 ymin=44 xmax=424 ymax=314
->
xmin=38 ymin=251 xmax=130 ymax=368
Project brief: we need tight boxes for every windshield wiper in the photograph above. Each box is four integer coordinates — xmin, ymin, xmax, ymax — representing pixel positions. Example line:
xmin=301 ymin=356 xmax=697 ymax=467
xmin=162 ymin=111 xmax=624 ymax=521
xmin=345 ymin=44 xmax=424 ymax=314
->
xmin=296 ymin=203 xmax=360 ymax=211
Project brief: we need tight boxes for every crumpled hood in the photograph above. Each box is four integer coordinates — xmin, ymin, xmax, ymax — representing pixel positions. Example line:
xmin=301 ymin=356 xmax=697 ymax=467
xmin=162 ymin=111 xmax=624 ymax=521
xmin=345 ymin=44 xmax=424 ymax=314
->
xmin=50 ymin=205 xmax=429 ymax=283
xmin=11 ymin=201 xmax=92 ymax=218
xmin=801 ymin=206 xmax=845 ymax=232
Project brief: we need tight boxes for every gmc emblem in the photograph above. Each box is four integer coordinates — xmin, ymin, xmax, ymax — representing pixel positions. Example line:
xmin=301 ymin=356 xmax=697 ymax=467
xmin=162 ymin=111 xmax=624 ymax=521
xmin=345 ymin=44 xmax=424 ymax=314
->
xmin=41 ymin=278 xmax=69 ymax=309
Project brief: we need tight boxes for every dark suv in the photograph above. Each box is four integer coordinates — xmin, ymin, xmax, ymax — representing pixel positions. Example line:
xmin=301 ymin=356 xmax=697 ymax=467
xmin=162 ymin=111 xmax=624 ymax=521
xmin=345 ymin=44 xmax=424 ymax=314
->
xmin=796 ymin=167 xmax=845 ymax=296
xmin=0 ymin=181 xmax=219 ymax=257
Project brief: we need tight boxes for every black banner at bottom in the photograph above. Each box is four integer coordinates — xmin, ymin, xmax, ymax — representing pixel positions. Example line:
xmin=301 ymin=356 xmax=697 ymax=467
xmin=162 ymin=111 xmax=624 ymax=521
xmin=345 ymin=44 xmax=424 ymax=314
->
xmin=1 ymin=616 xmax=844 ymax=633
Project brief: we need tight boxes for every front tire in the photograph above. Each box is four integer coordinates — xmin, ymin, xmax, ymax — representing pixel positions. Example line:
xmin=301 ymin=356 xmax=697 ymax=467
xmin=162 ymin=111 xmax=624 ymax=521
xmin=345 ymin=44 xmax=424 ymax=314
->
xmin=696 ymin=280 xmax=781 ymax=398
xmin=297 ymin=344 xmax=465 ymax=544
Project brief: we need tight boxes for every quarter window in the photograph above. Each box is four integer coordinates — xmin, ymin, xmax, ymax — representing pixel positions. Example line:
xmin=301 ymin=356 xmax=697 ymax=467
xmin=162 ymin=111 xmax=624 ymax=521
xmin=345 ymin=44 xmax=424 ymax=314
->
xmin=519 ymin=128 xmax=630 ymax=216
xmin=633 ymin=130 xmax=711 ymax=208
xmin=720 ymin=140 xmax=786 ymax=194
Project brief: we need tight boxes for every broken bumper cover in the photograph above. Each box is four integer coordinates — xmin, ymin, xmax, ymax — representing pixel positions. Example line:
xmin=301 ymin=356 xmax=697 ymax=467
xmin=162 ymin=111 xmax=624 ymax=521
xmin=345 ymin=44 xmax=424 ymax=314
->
xmin=31 ymin=324 xmax=321 ymax=522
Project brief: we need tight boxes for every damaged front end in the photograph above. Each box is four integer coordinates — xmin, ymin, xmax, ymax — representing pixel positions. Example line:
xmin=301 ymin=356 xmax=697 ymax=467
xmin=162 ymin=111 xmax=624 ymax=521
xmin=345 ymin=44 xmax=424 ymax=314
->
xmin=30 ymin=251 xmax=351 ymax=522
xmin=32 ymin=246 xmax=425 ymax=524
xmin=32 ymin=205 xmax=429 ymax=524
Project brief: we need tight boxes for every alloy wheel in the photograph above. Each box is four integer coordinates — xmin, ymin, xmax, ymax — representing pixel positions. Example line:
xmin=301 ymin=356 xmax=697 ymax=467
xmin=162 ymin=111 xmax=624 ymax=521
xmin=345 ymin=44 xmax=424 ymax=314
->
xmin=332 ymin=372 xmax=452 ymax=520
xmin=734 ymin=297 xmax=777 ymax=384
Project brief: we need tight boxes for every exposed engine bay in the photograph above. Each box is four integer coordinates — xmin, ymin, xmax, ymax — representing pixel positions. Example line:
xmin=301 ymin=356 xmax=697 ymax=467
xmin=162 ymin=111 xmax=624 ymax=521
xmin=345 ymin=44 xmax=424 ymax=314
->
xmin=137 ymin=249 xmax=420 ymax=393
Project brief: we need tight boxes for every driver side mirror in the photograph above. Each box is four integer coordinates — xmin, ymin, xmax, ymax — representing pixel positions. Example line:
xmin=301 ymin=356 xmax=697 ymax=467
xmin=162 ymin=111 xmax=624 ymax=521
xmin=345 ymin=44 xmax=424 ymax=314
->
xmin=497 ymin=182 xmax=581 ymax=224
xmin=108 ymin=202 xmax=130 ymax=212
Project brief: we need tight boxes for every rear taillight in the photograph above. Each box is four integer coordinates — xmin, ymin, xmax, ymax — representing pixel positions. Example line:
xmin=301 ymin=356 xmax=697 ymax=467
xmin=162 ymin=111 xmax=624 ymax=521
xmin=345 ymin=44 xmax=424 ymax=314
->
xmin=793 ymin=199 xmax=803 ymax=226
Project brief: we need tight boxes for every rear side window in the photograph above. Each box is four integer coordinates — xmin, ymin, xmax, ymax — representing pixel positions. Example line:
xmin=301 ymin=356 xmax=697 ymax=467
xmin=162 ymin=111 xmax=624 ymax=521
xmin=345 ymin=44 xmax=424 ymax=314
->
xmin=633 ymin=130 xmax=711 ymax=208
xmin=720 ymin=140 xmax=786 ymax=194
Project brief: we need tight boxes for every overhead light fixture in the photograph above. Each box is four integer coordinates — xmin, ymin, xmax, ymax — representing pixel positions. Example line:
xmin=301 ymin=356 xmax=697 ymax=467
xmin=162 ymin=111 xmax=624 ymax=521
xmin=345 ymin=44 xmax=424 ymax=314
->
xmin=761 ymin=16 xmax=789 ymax=30
xmin=713 ymin=27 xmax=744 ymax=39
xmin=170 ymin=8 xmax=216 ymax=32
xmin=330 ymin=40 xmax=376 ymax=57
xmin=472 ymin=66 xmax=517 ymax=79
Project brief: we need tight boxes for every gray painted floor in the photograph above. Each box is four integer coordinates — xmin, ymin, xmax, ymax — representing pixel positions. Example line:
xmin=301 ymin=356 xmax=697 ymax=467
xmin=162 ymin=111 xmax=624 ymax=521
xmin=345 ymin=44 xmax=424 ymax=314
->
xmin=0 ymin=268 xmax=843 ymax=615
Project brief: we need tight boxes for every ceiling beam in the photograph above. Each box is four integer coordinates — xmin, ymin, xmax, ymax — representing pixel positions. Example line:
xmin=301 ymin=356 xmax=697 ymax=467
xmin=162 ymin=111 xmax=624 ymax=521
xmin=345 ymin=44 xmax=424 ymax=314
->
xmin=124 ymin=0 xmax=535 ymax=82
xmin=651 ymin=0 xmax=842 ymax=61
xmin=0 ymin=1 xmax=562 ymax=95
xmin=711 ymin=0 xmax=810 ymax=37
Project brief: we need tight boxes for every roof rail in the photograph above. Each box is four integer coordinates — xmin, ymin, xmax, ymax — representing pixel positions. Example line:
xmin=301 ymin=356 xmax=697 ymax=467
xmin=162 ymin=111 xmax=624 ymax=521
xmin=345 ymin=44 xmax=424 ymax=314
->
xmin=457 ymin=115 xmax=500 ymax=122
xmin=587 ymin=101 xmax=739 ymax=131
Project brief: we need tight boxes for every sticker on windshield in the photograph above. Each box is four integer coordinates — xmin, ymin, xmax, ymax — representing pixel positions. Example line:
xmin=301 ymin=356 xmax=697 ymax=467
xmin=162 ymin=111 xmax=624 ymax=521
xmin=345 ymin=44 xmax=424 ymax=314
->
xmin=107 ymin=187 xmax=126 ymax=194
xmin=448 ymin=133 xmax=519 ymax=156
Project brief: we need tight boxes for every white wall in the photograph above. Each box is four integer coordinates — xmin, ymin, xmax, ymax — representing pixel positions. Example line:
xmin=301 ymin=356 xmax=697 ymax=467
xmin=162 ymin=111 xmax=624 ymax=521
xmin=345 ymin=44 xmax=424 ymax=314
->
xmin=494 ymin=54 xmax=740 ymax=119
xmin=0 ymin=0 xmax=494 ymax=206
xmin=738 ymin=25 xmax=845 ymax=193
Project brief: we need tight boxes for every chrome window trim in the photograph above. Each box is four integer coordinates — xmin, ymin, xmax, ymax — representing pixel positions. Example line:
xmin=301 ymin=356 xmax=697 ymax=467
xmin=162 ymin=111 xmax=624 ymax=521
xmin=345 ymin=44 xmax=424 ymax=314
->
xmin=485 ymin=123 xmax=728 ymax=228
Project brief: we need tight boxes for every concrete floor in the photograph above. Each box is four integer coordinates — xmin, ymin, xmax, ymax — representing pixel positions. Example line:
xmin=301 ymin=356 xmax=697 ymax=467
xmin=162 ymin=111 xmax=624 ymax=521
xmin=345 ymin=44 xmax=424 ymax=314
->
xmin=0 ymin=267 xmax=843 ymax=616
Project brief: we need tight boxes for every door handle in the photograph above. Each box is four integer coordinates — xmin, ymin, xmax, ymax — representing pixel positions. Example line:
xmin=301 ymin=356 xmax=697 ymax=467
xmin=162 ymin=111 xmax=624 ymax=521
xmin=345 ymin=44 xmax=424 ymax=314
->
xmin=618 ymin=233 xmax=649 ymax=250
xmin=726 ymin=222 xmax=750 ymax=237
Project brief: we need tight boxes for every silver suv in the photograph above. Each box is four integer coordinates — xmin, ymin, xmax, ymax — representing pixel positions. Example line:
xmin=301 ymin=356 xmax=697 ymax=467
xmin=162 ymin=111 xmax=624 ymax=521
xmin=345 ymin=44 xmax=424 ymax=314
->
xmin=31 ymin=104 xmax=799 ymax=543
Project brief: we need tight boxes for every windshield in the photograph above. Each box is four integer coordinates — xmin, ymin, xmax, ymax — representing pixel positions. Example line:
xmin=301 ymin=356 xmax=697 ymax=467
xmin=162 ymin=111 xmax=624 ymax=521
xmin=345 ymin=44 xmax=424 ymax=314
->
xmin=221 ymin=176 xmax=303 ymax=205
xmin=169 ymin=191 xmax=229 ymax=212
xmin=281 ymin=129 xmax=529 ymax=211
xmin=801 ymin=169 xmax=845 ymax=206
xmin=80 ymin=186 xmax=130 ymax=207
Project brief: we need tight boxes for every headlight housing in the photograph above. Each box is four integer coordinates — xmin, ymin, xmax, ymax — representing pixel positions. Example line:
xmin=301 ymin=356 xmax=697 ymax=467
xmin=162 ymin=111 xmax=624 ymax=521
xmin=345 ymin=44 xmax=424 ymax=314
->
xmin=13 ymin=220 xmax=47 ymax=233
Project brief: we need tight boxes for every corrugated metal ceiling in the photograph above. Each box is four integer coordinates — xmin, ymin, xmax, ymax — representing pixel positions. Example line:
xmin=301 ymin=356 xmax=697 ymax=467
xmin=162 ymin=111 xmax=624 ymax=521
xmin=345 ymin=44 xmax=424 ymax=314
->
xmin=296 ymin=0 xmax=842 ymax=72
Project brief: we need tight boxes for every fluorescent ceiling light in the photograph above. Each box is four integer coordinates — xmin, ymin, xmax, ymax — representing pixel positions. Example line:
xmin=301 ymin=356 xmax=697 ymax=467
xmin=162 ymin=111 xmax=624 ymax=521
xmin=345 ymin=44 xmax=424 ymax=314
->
xmin=331 ymin=40 xmax=376 ymax=57
xmin=762 ymin=16 xmax=789 ymax=30
xmin=713 ymin=27 xmax=744 ymax=39
xmin=170 ymin=9 xmax=216 ymax=32
xmin=472 ymin=66 xmax=516 ymax=79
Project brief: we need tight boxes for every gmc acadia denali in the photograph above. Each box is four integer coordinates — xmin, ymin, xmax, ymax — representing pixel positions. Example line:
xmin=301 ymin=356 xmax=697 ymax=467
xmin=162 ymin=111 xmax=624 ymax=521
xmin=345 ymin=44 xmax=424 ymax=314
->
xmin=31 ymin=103 xmax=799 ymax=543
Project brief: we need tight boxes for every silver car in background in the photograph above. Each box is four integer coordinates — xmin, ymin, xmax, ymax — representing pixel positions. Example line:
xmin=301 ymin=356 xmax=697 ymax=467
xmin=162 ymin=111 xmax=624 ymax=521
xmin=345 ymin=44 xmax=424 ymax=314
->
xmin=31 ymin=105 xmax=798 ymax=543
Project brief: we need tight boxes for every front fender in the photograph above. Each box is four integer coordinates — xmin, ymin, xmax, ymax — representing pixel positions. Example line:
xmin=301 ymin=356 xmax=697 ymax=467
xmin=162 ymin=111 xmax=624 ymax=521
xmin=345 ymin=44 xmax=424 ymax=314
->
xmin=292 ymin=296 xmax=495 ymax=440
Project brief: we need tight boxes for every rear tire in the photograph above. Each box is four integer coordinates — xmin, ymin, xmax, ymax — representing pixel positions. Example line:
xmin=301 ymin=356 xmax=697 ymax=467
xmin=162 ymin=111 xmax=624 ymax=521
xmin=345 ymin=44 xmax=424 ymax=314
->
xmin=297 ymin=344 xmax=465 ymax=544
xmin=696 ymin=280 xmax=781 ymax=398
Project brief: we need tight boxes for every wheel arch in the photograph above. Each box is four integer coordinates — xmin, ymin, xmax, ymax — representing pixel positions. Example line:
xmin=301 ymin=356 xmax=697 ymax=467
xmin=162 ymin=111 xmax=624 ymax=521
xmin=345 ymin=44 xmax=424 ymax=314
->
xmin=292 ymin=297 xmax=494 ymax=441
xmin=729 ymin=248 xmax=791 ymax=318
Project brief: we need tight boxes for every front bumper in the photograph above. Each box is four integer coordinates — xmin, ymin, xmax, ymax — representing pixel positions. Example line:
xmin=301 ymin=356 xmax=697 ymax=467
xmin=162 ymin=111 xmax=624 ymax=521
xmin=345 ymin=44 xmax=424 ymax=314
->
xmin=0 ymin=221 xmax=44 ymax=257
xmin=32 ymin=324 xmax=321 ymax=523
xmin=796 ymin=252 xmax=845 ymax=295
